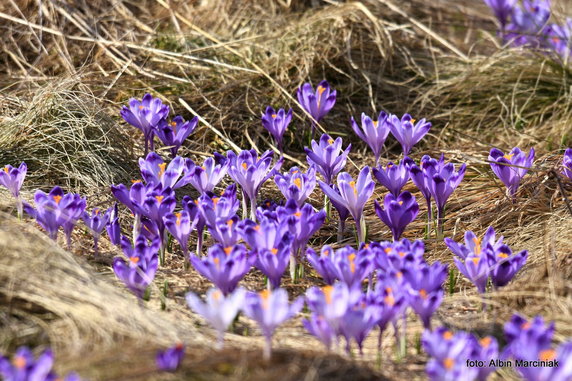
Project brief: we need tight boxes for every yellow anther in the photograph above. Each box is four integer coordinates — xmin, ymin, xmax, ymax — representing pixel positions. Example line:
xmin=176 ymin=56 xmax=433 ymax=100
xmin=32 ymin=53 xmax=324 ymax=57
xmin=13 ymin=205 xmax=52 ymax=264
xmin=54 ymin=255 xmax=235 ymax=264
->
xmin=129 ymin=256 xmax=140 ymax=264
xmin=349 ymin=181 xmax=357 ymax=195
xmin=419 ymin=289 xmax=428 ymax=299
xmin=498 ymin=252 xmax=509 ymax=259
xmin=398 ymin=201 xmax=403 ymax=206
xmin=539 ymin=349 xmax=556 ymax=361
xmin=443 ymin=358 xmax=454 ymax=370
xmin=3 ymin=166 xmax=9 ymax=173
xmin=213 ymin=257 xmax=220 ymax=268
xmin=373 ymin=120 xmax=379 ymax=128
xmin=259 ymin=289 xmax=271 ymax=310
xmin=212 ymin=290 xmax=222 ymax=301
xmin=272 ymin=114 xmax=277 ymax=118
xmin=224 ymin=247 xmax=232 ymax=255
xmin=53 ymin=195 xmax=62 ymax=204
xmin=396 ymin=271 xmax=403 ymax=278
xmin=323 ymin=249 xmax=329 ymax=256
xmin=398 ymin=251 xmax=405 ymax=257
xmin=158 ymin=163 xmax=167 ymax=177
xmin=317 ymin=86 xmax=326 ymax=96
xmin=471 ymin=257 xmax=480 ymax=265
xmin=175 ymin=212 xmax=182 ymax=226
xmin=384 ymin=247 xmax=392 ymax=254
xmin=227 ymin=219 xmax=233 ymax=227
xmin=138 ymin=105 xmax=144 ymax=110
xmin=443 ymin=331 xmax=453 ymax=340
xmin=327 ymin=138 xmax=334 ymax=145
xmin=503 ymin=154 xmax=514 ymax=160
xmin=131 ymin=179 xmax=142 ymax=184
xmin=94 ymin=209 xmax=100 ymax=215
xmin=410 ymin=118 xmax=416 ymax=124
xmin=293 ymin=178 xmax=302 ymax=189
xmin=386 ymin=163 xmax=393 ymax=169
xmin=271 ymin=248 xmax=278 ymax=255
xmin=348 ymin=253 xmax=357 ymax=273
xmin=479 ymin=337 xmax=492 ymax=348
xmin=385 ymin=287 xmax=392 ymax=293
xmin=13 ymin=356 xmax=26 ymax=369
xmin=212 ymin=197 xmax=220 ymax=207
xmin=155 ymin=195 xmax=164 ymax=204
xmin=254 ymin=225 xmax=260 ymax=231
xmin=473 ymin=237 xmax=482 ymax=255
xmin=521 ymin=322 xmax=531 ymax=330
xmin=384 ymin=295 xmax=395 ymax=306
xmin=322 ymin=285 xmax=333 ymax=304
xmin=241 ymin=162 xmax=248 ymax=170
xmin=294 ymin=211 xmax=302 ymax=218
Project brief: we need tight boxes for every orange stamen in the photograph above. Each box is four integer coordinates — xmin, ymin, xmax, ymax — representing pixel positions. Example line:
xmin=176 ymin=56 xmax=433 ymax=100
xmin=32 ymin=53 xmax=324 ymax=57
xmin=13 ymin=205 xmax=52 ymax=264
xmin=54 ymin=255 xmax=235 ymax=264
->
xmin=322 ymin=285 xmax=333 ymax=304
xmin=227 ymin=219 xmax=233 ymax=227
xmin=241 ymin=162 xmax=248 ymax=170
xmin=158 ymin=163 xmax=167 ymax=177
xmin=443 ymin=358 xmax=454 ymax=370
xmin=539 ymin=349 xmax=556 ymax=361
xmin=471 ymin=257 xmax=480 ymax=265
xmin=521 ymin=322 xmax=531 ymax=330
xmin=213 ymin=257 xmax=220 ymax=269
xmin=349 ymin=181 xmax=357 ymax=195
xmin=473 ymin=237 xmax=481 ymax=255
xmin=155 ymin=195 xmax=164 ymax=204
xmin=212 ymin=290 xmax=222 ymax=301
xmin=384 ymin=295 xmax=395 ymax=306
xmin=294 ymin=211 xmax=302 ymax=218
xmin=3 ymin=166 xmax=9 ymax=174
xmin=293 ymin=178 xmax=302 ymax=189
xmin=131 ymin=179 xmax=142 ymax=184
xmin=224 ymin=247 xmax=232 ymax=255
xmin=384 ymin=247 xmax=392 ymax=254
xmin=348 ymin=253 xmax=357 ymax=273
xmin=53 ymin=195 xmax=62 ymax=204
xmin=419 ymin=289 xmax=428 ymax=299
xmin=498 ymin=252 xmax=509 ymax=259
xmin=272 ymin=114 xmax=277 ymax=118
xmin=129 ymin=256 xmax=140 ymax=264
xmin=443 ymin=331 xmax=454 ymax=340
xmin=13 ymin=356 xmax=26 ymax=369
xmin=259 ymin=289 xmax=271 ymax=310
xmin=480 ymin=337 xmax=492 ymax=348
xmin=503 ymin=153 xmax=514 ymax=160
xmin=175 ymin=212 xmax=182 ymax=226
xmin=271 ymin=248 xmax=278 ymax=255
xmin=254 ymin=225 xmax=261 ymax=231
xmin=327 ymin=138 xmax=334 ymax=145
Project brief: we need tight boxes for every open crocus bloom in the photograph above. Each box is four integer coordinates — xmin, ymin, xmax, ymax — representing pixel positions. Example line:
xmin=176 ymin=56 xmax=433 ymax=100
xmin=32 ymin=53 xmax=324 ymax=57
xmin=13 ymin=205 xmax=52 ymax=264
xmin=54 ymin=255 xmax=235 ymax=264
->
xmin=274 ymin=166 xmax=316 ymax=206
xmin=139 ymin=152 xmax=187 ymax=190
xmin=374 ymin=191 xmax=419 ymax=241
xmin=444 ymin=226 xmax=504 ymax=260
xmin=305 ymin=133 xmax=350 ymax=185
xmin=155 ymin=115 xmax=198 ymax=157
xmin=183 ymin=153 xmax=228 ymax=194
xmin=297 ymin=80 xmax=336 ymax=125
xmin=387 ymin=113 xmax=432 ymax=155
xmin=350 ymin=111 xmax=391 ymax=165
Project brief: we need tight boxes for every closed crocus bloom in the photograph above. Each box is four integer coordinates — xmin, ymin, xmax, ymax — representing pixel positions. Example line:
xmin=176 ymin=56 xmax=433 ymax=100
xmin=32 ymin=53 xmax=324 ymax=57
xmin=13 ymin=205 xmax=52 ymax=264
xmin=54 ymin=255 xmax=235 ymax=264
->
xmin=183 ymin=153 xmax=228 ymax=194
xmin=238 ymin=214 xmax=290 ymax=253
xmin=139 ymin=152 xmax=186 ymax=190
xmin=207 ymin=215 xmax=241 ymax=247
xmin=186 ymin=287 xmax=245 ymax=349
xmin=227 ymin=149 xmax=283 ymax=219
xmin=141 ymin=187 xmax=176 ymax=264
xmin=489 ymin=147 xmax=535 ymax=199
xmin=297 ymin=80 xmax=336 ymax=126
xmin=387 ymin=113 xmax=431 ymax=155
xmin=61 ymin=193 xmax=87 ymax=250
xmin=330 ymin=246 xmax=374 ymax=288
xmin=338 ymin=294 xmax=380 ymax=355
xmin=429 ymin=160 xmax=466 ymax=220
xmin=306 ymin=245 xmax=338 ymax=285
xmin=470 ymin=335 xmax=499 ymax=381
xmin=402 ymin=262 xmax=448 ymax=329
xmin=82 ymin=207 xmax=111 ymax=256
xmin=372 ymin=157 xmax=413 ymax=197
xmin=262 ymin=107 xmax=292 ymax=153
xmin=303 ymin=314 xmax=335 ymax=350
xmin=156 ymin=115 xmax=198 ymax=158
xmin=190 ymin=244 xmax=254 ymax=295
xmin=156 ymin=343 xmax=185 ymax=372
xmin=197 ymin=184 xmax=239 ymax=228
xmin=561 ymin=148 xmax=572 ymax=179
xmin=164 ymin=209 xmax=197 ymax=262
xmin=106 ymin=203 xmax=121 ymax=246
xmin=374 ymin=191 xmax=419 ymax=241
xmin=484 ymin=0 xmax=518 ymax=29
xmin=242 ymin=288 xmax=304 ymax=360
xmin=275 ymin=199 xmax=326 ymax=254
xmin=444 ymin=226 xmax=504 ymax=260
xmin=120 ymin=93 xmax=170 ymax=154
xmin=366 ymin=280 xmax=406 ymax=350
xmin=305 ymin=134 xmax=351 ymax=185
xmin=351 ymin=112 xmax=391 ymax=165
xmin=274 ymin=166 xmax=316 ymax=206
xmin=319 ymin=167 xmax=375 ymax=243
xmin=305 ymin=283 xmax=360 ymax=331
xmin=487 ymin=244 xmax=527 ymax=289
xmin=182 ymin=196 xmax=206 ymax=255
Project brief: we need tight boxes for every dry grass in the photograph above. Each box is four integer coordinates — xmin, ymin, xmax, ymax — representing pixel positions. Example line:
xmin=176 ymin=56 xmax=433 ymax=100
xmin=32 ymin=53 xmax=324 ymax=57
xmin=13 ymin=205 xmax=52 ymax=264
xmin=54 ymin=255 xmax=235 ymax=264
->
xmin=0 ymin=0 xmax=571 ymax=379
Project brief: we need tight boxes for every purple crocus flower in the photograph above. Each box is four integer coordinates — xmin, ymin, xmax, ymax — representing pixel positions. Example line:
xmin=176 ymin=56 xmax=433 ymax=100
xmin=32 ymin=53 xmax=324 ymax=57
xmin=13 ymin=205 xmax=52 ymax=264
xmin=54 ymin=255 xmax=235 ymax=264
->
xmin=82 ymin=207 xmax=111 ymax=256
xmin=238 ymin=213 xmax=290 ymax=253
xmin=297 ymin=80 xmax=336 ymax=133
xmin=164 ymin=209 xmax=197 ymax=263
xmin=190 ymin=244 xmax=254 ymax=295
xmin=506 ymin=0 xmax=551 ymax=47
xmin=422 ymin=328 xmax=479 ymax=381
xmin=429 ymin=159 xmax=466 ymax=233
xmin=387 ymin=113 xmax=432 ymax=155
xmin=408 ymin=155 xmax=443 ymax=233
xmin=262 ymin=107 xmax=292 ymax=153
xmin=274 ymin=166 xmax=317 ymax=206
xmin=303 ymin=314 xmax=335 ymax=350
xmin=106 ymin=203 xmax=121 ymax=246
xmin=255 ymin=236 xmax=293 ymax=289
xmin=338 ymin=294 xmax=380 ymax=355
xmin=534 ymin=341 xmax=572 ymax=381
xmin=305 ymin=283 xmax=360 ymax=333
xmin=23 ymin=186 xmax=86 ymax=244
xmin=372 ymin=157 xmax=413 ymax=197
xmin=547 ymin=20 xmax=572 ymax=62
xmin=454 ymin=253 xmax=490 ymax=294
xmin=350 ymin=112 xmax=391 ymax=165
xmin=186 ymin=287 xmax=245 ymax=349
xmin=402 ymin=261 xmax=447 ymax=329
xmin=120 ymin=93 xmax=170 ymax=154
xmin=305 ymin=134 xmax=351 ymax=185
xmin=207 ymin=215 xmax=241 ymax=247
xmin=275 ymin=199 xmax=326 ymax=255
xmin=242 ymin=288 xmax=304 ymax=360
xmin=140 ymin=187 xmax=176 ymax=264
xmin=326 ymin=184 xmax=351 ymax=241
xmin=487 ymin=244 xmax=528 ymax=289
xmin=374 ymin=191 xmax=419 ymax=241
xmin=196 ymin=184 xmax=239 ymax=228
xmin=182 ymin=196 xmax=206 ymax=255
xmin=366 ymin=280 xmax=406 ymax=350
xmin=306 ymin=245 xmax=338 ymax=285
xmin=156 ymin=115 xmax=198 ymax=157
xmin=484 ymin=0 xmax=518 ymax=30
xmin=0 ymin=162 xmax=26 ymax=218
xmin=489 ymin=147 xmax=535 ymax=199
xmin=0 ymin=346 xmax=81 ymax=381
xmin=183 ymin=153 xmax=228 ymax=194
xmin=329 ymin=245 xmax=374 ymax=288
xmin=226 ymin=149 xmax=283 ymax=219
xmin=156 ymin=343 xmax=185 ymax=372
xmin=470 ymin=335 xmax=499 ymax=381
xmin=562 ymin=148 xmax=572 ymax=179
xmin=503 ymin=314 xmax=557 ymax=380
xmin=444 ymin=226 xmax=504 ymax=260
xmin=139 ymin=152 xmax=187 ymax=190
xmin=113 ymin=237 xmax=159 ymax=299
xmin=319 ymin=167 xmax=375 ymax=243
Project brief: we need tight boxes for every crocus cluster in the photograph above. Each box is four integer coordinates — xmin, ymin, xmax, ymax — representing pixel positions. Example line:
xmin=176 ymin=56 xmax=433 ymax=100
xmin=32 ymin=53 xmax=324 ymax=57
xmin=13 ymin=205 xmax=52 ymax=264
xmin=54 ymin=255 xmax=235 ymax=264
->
xmin=446 ymin=226 xmax=527 ymax=293
xmin=422 ymin=327 xmax=498 ymax=381
xmin=121 ymin=93 xmax=197 ymax=155
xmin=0 ymin=346 xmax=80 ymax=380
xmin=484 ymin=0 xmax=572 ymax=62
